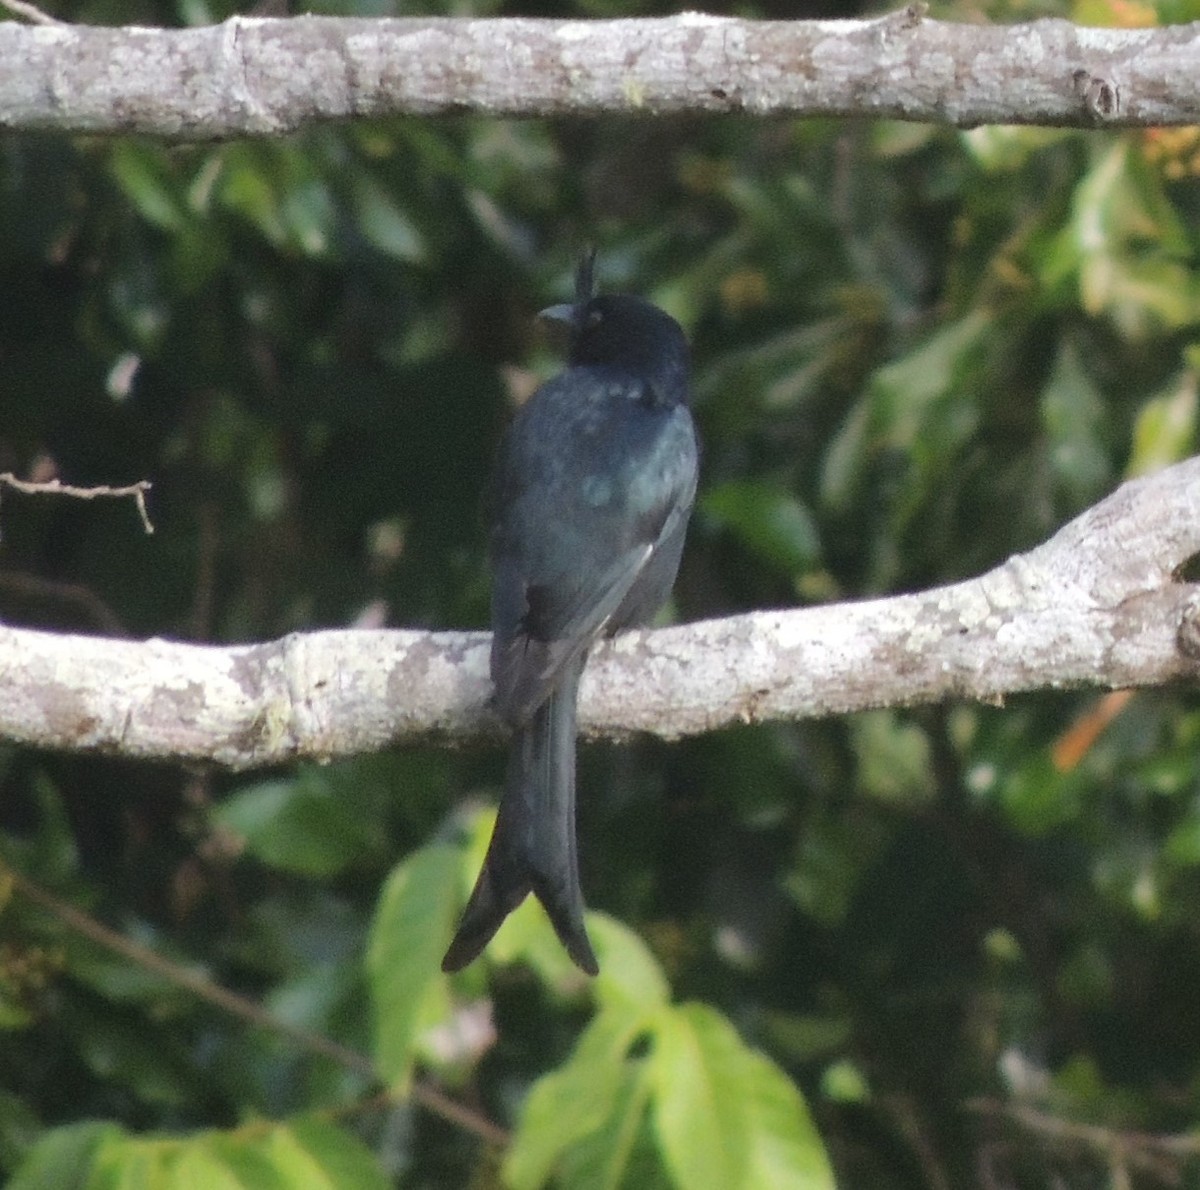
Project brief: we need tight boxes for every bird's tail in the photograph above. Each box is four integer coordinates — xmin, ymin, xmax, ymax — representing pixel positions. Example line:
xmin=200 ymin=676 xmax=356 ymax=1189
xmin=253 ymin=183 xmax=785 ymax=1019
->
xmin=441 ymin=659 xmax=598 ymax=975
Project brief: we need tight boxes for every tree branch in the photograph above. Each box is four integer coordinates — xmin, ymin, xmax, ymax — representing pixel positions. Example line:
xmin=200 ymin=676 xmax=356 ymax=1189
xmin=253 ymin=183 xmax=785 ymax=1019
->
xmin=0 ymin=11 xmax=1196 ymax=139
xmin=2 ymin=457 xmax=1199 ymax=770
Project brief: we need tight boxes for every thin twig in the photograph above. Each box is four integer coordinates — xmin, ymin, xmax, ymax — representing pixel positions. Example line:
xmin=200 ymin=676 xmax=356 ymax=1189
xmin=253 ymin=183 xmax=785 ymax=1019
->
xmin=4 ymin=861 xmax=508 ymax=1148
xmin=0 ymin=473 xmax=154 ymax=534
xmin=967 ymin=1097 xmax=1200 ymax=1175
xmin=0 ymin=0 xmax=64 ymax=24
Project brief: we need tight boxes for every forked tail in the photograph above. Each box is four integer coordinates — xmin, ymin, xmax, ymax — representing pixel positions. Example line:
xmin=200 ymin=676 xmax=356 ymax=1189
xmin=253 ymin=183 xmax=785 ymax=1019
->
xmin=442 ymin=659 xmax=598 ymax=975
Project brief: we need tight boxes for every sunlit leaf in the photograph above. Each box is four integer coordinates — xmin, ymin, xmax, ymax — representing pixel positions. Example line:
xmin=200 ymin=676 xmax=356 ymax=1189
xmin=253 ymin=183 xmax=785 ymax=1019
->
xmin=1044 ymin=139 xmax=1196 ymax=334
xmin=650 ymin=1003 xmax=834 ymax=1190
xmin=589 ymin=913 xmax=670 ymax=1015
xmin=196 ymin=1137 xmax=286 ymax=1189
xmin=87 ymin=1131 xmax=169 ymax=1190
xmin=1073 ymin=0 xmax=1157 ymax=23
xmin=960 ymin=125 xmax=1069 ymax=172
xmin=1081 ymin=254 xmax=1196 ymax=335
xmin=1127 ymin=368 xmax=1197 ymax=476
xmin=260 ymin=1117 xmax=387 ymax=1190
xmin=554 ymin=1062 xmax=664 ymax=1190
xmin=366 ymin=843 xmax=460 ymax=1088
xmin=161 ymin=1141 xmax=248 ymax=1190
xmin=505 ymin=1007 xmax=650 ymax=1190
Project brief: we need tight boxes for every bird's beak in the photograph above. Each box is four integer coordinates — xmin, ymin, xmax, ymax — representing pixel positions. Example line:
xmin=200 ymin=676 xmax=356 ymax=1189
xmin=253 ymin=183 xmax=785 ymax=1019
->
xmin=537 ymin=303 xmax=577 ymax=328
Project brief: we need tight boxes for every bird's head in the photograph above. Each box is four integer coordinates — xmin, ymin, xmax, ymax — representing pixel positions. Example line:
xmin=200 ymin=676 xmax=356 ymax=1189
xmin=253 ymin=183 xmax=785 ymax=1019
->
xmin=538 ymin=252 xmax=690 ymax=405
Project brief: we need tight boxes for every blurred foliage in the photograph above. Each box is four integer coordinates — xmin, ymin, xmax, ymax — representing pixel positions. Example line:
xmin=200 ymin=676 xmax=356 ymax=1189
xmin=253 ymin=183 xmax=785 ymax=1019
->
xmin=4 ymin=0 xmax=1200 ymax=1184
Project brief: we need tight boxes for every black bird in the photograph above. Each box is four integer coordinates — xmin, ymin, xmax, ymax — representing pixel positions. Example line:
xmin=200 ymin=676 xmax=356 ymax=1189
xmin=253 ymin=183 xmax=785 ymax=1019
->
xmin=442 ymin=257 xmax=699 ymax=975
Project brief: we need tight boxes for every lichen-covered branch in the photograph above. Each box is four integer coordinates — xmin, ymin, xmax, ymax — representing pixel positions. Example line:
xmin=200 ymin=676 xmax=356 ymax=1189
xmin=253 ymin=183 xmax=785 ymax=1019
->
xmin=0 ymin=11 xmax=1197 ymax=139
xmin=1 ymin=458 xmax=1198 ymax=770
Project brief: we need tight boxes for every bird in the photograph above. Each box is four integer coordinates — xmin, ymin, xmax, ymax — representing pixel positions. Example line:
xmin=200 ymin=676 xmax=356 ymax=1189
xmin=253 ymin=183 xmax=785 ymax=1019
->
xmin=441 ymin=255 xmax=699 ymax=975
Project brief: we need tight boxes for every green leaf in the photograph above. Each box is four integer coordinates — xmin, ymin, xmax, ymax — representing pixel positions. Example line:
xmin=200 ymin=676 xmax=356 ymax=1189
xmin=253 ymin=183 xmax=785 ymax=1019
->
xmin=1082 ymin=254 xmax=1197 ymax=337
xmin=960 ymin=125 xmax=1069 ymax=173
xmin=218 ymin=149 xmax=288 ymax=246
xmin=762 ymin=1012 xmax=854 ymax=1065
xmin=820 ymin=1059 xmax=871 ymax=1104
xmin=162 ymin=1142 xmax=249 ymax=1190
xmin=200 ymin=1131 xmax=289 ymax=1189
xmin=820 ymin=397 xmax=871 ymax=514
xmin=650 ymin=1003 xmax=834 ymax=1190
xmin=1127 ymin=368 xmax=1197 ymax=477
xmin=215 ymin=770 xmax=378 ymax=878
xmin=589 ymin=913 xmax=671 ymax=1016
xmin=555 ymin=1062 xmax=663 ymax=1190
xmin=1165 ymin=812 xmax=1200 ymax=866
xmin=504 ymin=1007 xmax=650 ymax=1190
xmin=260 ymin=1117 xmax=388 ymax=1190
xmin=850 ymin=710 xmax=934 ymax=807
xmin=68 ymin=998 xmax=191 ymax=1108
xmin=215 ymin=142 xmax=335 ymax=255
xmin=109 ymin=143 xmax=186 ymax=233
xmin=823 ymin=311 xmax=989 ymax=541
xmin=6 ymin=1121 xmax=123 ymax=1190
xmin=366 ymin=842 xmax=461 ymax=1088
xmin=783 ymin=810 xmax=888 ymax=929
xmin=1043 ymin=139 xmax=1198 ymax=335
xmin=992 ymin=752 xmax=1088 ymax=836
xmin=12 ymin=1120 xmax=383 ymax=1190
xmin=6 ymin=769 xmax=81 ymax=883
xmin=701 ymin=480 xmax=820 ymax=575
xmin=0 ymin=986 xmax=32 ymax=1029
xmin=87 ymin=1131 xmax=170 ymax=1190
xmin=1039 ymin=342 xmax=1111 ymax=504
xmin=869 ymin=310 xmax=989 ymax=453
xmin=279 ymin=178 xmax=336 ymax=258
xmin=350 ymin=172 xmax=427 ymax=264
xmin=0 ymin=1087 xmax=41 ymax=1171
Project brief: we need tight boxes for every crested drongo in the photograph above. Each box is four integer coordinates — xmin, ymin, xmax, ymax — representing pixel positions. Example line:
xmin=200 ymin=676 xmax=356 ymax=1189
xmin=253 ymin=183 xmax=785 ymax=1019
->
xmin=442 ymin=256 xmax=699 ymax=975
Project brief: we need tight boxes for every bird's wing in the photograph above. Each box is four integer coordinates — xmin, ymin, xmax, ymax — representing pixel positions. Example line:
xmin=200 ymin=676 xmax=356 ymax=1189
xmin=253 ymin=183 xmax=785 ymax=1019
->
xmin=488 ymin=369 xmax=694 ymax=727
xmin=491 ymin=540 xmax=654 ymax=727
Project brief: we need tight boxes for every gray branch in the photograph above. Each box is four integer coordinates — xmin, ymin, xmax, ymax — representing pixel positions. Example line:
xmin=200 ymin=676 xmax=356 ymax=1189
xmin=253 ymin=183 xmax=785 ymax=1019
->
xmin=2 ymin=458 xmax=1198 ymax=770
xmin=1 ymin=11 xmax=1198 ymax=138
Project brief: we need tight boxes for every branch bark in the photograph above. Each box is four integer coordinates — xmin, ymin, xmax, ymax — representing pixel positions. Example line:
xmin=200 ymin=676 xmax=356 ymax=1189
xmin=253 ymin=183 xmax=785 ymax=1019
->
xmin=0 ymin=11 xmax=1196 ymax=139
xmin=2 ymin=457 xmax=1199 ymax=770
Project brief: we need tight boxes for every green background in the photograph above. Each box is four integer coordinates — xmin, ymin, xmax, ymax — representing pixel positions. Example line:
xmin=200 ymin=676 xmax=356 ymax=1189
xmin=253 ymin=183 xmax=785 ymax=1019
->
xmin=4 ymin=0 xmax=1200 ymax=1184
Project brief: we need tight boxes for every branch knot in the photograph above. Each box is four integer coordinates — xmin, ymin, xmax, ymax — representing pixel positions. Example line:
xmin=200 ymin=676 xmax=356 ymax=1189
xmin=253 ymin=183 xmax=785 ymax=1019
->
xmin=1073 ymin=67 xmax=1120 ymax=121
